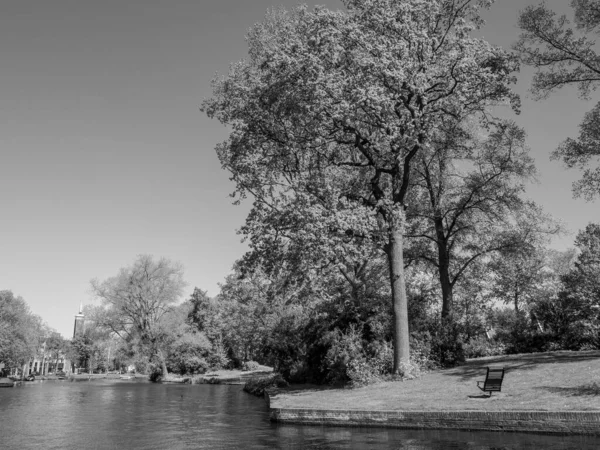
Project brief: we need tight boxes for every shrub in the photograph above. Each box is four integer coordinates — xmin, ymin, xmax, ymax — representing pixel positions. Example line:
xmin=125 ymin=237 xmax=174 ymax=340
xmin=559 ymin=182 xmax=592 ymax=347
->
xmin=463 ymin=336 xmax=506 ymax=359
xmin=322 ymin=324 xmax=365 ymax=385
xmin=148 ymin=365 xmax=162 ymax=382
xmin=133 ymin=358 xmax=149 ymax=375
xmin=243 ymin=373 xmax=289 ymax=397
xmin=346 ymin=359 xmax=381 ymax=387
xmin=409 ymin=332 xmax=439 ymax=372
xmin=242 ymin=360 xmax=260 ymax=371
xmin=493 ymin=310 xmax=556 ymax=354
xmin=431 ymin=320 xmax=466 ymax=367
xmin=206 ymin=340 xmax=233 ymax=370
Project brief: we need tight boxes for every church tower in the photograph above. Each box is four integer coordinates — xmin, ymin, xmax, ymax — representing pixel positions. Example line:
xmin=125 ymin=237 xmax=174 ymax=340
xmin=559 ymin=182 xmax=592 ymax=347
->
xmin=73 ymin=302 xmax=85 ymax=338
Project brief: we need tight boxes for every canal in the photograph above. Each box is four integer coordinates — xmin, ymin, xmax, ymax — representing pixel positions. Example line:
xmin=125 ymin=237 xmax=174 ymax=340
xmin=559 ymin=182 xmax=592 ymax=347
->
xmin=1 ymin=380 xmax=599 ymax=449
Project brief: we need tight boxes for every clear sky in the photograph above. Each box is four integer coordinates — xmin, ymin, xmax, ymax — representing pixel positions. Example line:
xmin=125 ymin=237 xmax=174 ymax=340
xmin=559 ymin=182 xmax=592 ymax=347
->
xmin=1 ymin=0 xmax=598 ymax=338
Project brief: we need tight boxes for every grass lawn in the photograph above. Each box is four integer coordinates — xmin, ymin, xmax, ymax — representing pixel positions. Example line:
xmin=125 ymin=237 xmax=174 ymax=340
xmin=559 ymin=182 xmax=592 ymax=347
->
xmin=271 ymin=351 xmax=600 ymax=412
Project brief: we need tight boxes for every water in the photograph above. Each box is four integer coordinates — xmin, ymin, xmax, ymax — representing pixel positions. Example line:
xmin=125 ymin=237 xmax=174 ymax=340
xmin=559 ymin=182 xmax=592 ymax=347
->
xmin=0 ymin=380 xmax=599 ymax=449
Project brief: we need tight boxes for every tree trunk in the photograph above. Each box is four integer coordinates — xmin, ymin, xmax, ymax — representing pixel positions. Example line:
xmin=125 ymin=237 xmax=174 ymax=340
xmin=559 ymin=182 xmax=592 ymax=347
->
xmin=438 ymin=248 xmax=453 ymax=319
xmin=158 ymin=349 xmax=168 ymax=378
xmin=386 ymin=228 xmax=411 ymax=373
xmin=434 ymin=216 xmax=454 ymax=319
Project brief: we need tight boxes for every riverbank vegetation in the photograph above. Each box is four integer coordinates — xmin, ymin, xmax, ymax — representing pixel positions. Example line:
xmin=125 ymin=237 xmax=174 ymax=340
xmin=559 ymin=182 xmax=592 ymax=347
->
xmin=0 ymin=291 xmax=69 ymax=378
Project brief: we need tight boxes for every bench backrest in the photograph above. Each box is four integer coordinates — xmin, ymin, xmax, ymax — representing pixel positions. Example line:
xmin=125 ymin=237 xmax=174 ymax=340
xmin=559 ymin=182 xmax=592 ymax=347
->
xmin=483 ymin=367 xmax=505 ymax=391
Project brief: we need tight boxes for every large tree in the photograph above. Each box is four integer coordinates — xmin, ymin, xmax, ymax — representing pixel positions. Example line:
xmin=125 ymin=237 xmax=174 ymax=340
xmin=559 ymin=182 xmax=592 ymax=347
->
xmin=515 ymin=0 xmax=600 ymax=200
xmin=90 ymin=255 xmax=187 ymax=377
xmin=203 ymin=0 xmax=519 ymax=370
xmin=0 ymin=291 xmax=44 ymax=374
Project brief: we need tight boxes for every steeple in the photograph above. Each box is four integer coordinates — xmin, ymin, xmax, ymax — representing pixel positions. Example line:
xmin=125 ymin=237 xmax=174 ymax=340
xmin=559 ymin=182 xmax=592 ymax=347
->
xmin=73 ymin=302 xmax=85 ymax=338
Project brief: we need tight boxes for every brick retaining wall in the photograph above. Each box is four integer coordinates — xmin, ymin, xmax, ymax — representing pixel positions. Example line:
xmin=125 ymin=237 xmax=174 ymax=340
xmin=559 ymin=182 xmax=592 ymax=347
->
xmin=266 ymin=391 xmax=600 ymax=435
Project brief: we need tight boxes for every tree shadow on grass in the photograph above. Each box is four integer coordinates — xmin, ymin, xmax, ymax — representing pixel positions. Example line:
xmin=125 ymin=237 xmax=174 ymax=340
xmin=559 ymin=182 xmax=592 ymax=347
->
xmin=535 ymin=383 xmax=600 ymax=397
xmin=440 ymin=351 xmax=600 ymax=382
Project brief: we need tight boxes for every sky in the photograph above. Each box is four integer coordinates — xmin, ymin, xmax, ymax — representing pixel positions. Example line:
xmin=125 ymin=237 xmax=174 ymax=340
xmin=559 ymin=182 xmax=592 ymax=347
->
xmin=1 ymin=0 xmax=598 ymax=338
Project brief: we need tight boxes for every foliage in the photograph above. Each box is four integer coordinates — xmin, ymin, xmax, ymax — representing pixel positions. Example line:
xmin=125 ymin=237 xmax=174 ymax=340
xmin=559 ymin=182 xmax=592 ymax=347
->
xmin=491 ymin=309 xmax=553 ymax=354
xmin=45 ymin=332 xmax=68 ymax=372
xmin=0 ymin=291 xmax=45 ymax=369
xmin=203 ymin=0 xmax=519 ymax=371
xmin=90 ymin=255 xmax=187 ymax=376
xmin=166 ymin=332 xmax=212 ymax=375
xmin=548 ymin=224 xmax=600 ymax=349
xmin=428 ymin=320 xmax=466 ymax=367
xmin=515 ymin=1 xmax=600 ymax=199
xmin=406 ymin=120 xmax=552 ymax=318
xmin=489 ymin=242 xmax=550 ymax=313
xmin=243 ymin=373 xmax=289 ymax=397
xmin=463 ymin=336 xmax=506 ymax=359
xmin=205 ymin=337 xmax=231 ymax=370
xmin=242 ymin=360 xmax=260 ymax=371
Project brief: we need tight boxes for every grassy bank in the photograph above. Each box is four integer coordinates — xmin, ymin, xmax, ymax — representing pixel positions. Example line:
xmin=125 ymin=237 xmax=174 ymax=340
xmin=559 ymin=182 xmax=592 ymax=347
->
xmin=270 ymin=350 xmax=600 ymax=412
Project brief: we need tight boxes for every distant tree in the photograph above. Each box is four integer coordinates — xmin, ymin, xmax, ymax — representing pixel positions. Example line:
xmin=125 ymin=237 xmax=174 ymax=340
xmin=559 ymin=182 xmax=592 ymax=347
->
xmin=203 ymin=0 xmax=519 ymax=371
xmin=515 ymin=1 xmax=600 ymax=199
xmin=489 ymin=245 xmax=547 ymax=314
xmin=0 ymin=291 xmax=44 ymax=374
xmin=407 ymin=120 xmax=556 ymax=318
xmin=68 ymin=333 xmax=95 ymax=371
xmin=45 ymin=332 xmax=68 ymax=373
xmin=529 ymin=224 xmax=600 ymax=349
xmin=90 ymin=255 xmax=187 ymax=377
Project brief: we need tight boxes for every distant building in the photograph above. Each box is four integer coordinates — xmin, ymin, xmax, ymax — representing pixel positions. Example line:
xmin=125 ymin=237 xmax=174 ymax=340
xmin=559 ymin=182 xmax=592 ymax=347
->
xmin=73 ymin=302 xmax=85 ymax=338
xmin=25 ymin=304 xmax=83 ymax=376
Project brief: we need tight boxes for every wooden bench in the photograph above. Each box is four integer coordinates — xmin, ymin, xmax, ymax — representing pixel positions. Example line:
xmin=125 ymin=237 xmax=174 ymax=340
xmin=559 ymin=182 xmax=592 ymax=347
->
xmin=476 ymin=367 xmax=505 ymax=396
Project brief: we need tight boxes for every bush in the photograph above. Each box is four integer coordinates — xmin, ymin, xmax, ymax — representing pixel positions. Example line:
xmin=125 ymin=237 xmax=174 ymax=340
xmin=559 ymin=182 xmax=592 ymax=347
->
xmin=207 ymin=340 xmax=231 ymax=370
xmin=148 ymin=365 xmax=162 ymax=382
xmin=463 ymin=336 xmax=506 ymax=359
xmin=133 ymin=358 xmax=149 ymax=375
xmin=322 ymin=324 xmax=366 ymax=385
xmin=346 ymin=359 xmax=381 ymax=387
xmin=242 ymin=360 xmax=260 ymax=372
xmin=243 ymin=373 xmax=288 ymax=397
xmin=409 ymin=332 xmax=439 ymax=372
xmin=493 ymin=310 xmax=556 ymax=354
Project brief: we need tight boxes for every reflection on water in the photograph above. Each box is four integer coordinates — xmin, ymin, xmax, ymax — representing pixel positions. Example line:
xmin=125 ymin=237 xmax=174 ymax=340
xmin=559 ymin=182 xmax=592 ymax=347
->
xmin=0 ymin=381 xmax=599 ymax=450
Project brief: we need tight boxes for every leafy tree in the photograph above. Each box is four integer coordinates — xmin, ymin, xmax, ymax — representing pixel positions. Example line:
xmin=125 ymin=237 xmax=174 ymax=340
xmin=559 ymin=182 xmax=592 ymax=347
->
xmin=515 ymin=1 xmax=600 ymax=199
xmin=407 ymin=120 xmax=551 ymax=318
xmin=0 ymin=291 xmax=44 ymax=373
xmin=552 ymin=223 xmax=600 ymax=347
xmin=202 ymin=0 xmax=519 ymax=371
xmin=90 ymin=255 xmax=187 ymax=377
xmin=45 ymin=332 xmax=68 ymax=373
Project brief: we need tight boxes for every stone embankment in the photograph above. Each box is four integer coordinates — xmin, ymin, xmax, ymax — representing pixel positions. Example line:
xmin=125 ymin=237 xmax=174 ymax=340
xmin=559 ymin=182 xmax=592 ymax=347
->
xmin=266 ymin=394 xmax=600 ymax=436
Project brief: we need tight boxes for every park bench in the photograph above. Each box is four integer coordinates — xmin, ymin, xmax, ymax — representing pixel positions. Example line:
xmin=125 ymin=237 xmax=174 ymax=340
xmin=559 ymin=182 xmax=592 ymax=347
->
xmin=476 ymin=367 xmax=505 ymax=396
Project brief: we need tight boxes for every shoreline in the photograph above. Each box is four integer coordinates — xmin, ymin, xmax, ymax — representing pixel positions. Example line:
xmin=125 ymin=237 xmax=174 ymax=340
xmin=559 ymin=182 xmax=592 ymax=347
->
xmin=265 ymin=390 xmax=600 ymax=435
xmin=263 ymin=351 xmax=600 ymax=436
xmin=267 ymin=405 xmax=600 ymax=436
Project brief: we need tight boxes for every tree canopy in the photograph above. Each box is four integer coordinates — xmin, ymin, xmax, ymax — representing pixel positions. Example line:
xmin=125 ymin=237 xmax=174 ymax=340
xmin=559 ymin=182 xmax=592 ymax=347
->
xmin=515 ymin=0 xmax=600 ymax=199
xmin=90 ymin=255 xmax=187 ymax=376
xmin=0 ymin=290 xmax=44 ymax=370
xmin=203 ymin=0 xmax=519 ymax=371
